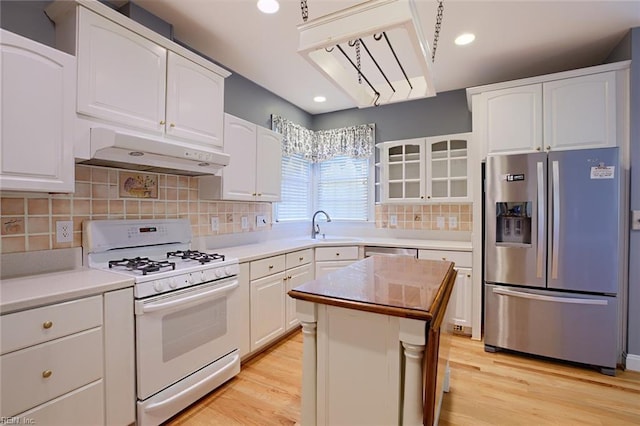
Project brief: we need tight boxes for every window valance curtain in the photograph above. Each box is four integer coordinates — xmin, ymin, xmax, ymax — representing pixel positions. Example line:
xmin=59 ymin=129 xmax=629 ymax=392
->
xmin=271 ymin=115 xmax=374 ymax=163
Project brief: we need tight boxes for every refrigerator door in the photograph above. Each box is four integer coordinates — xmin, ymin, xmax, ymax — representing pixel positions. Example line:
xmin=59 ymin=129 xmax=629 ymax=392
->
xmin=484 ymin=284 xmax=618 ymax=373
xmin=485 ymin=153 xmax=547 ymax=288
xmin=547 ymin=148 xmax=620 ymax=294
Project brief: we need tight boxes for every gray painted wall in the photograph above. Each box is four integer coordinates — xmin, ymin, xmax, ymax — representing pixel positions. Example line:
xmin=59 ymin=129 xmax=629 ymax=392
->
xmin=0 ymin=0 xmax=55 ymax=48
xmin=627 ymin=27 xmax=639 ymax=358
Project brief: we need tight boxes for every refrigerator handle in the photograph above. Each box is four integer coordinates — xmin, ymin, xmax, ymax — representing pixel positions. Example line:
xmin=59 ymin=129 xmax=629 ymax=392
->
xmin=536 ymin=162 xmax=545 ymax=278
xmin=492 ymin=287 xmax=608 ymax=305
xmin=551 ymin=160 xmax=560 ymax=279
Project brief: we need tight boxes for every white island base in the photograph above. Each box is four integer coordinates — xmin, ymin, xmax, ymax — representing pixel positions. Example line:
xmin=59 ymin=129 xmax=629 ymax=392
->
xmin=297 ymin=300 xmax=451 ymax=426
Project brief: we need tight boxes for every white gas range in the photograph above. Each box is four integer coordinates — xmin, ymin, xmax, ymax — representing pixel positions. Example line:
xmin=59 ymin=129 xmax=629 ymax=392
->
xmin=84 ymin=219 xmax=240 ymax=426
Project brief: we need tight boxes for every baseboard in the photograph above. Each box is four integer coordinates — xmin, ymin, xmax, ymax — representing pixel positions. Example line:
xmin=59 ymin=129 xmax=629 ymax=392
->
xmin=626 ymin=353 xmax=640 ymax=372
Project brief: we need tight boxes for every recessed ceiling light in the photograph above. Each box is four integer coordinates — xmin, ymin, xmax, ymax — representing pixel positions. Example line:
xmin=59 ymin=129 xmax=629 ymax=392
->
xmin=313 ymin=96 xmax=326 ymax=103
xmin=257 ymin=0 xmax=279 ymax=14
xmin=455 ymin=33 xmax=475 ymax=46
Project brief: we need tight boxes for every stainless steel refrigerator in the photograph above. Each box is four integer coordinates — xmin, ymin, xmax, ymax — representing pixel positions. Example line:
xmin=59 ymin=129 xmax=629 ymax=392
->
xmin=484 ymin=147 xmax=622 ymax=375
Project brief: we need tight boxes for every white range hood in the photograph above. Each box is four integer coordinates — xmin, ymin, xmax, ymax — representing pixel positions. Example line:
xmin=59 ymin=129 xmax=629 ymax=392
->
xmin=84 ymin=128 xmax=230 ymax=176
xmin=298 ymin=0 xmax=435 ymax=108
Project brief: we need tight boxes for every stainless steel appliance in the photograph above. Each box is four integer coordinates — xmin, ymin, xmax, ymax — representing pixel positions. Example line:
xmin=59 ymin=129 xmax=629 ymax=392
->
xmin=84 ymin=219 xmax=240 ymax=425
xmin=364 ymin=246 xmax=418 ymax=258
xmin=484 ymin=148 xmax=622 ymax=375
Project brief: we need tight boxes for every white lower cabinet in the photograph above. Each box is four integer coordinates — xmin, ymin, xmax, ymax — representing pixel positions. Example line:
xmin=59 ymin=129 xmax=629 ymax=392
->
xmin=315 ymin=246 xmax=360 ymax=278
xmin=0 ymin=288 xmax=134 ymax=425
xmin=250 ymin=269 xmax=286 ymax=352
xmin=285 ymin=263 xmax=313 ymax=331
xmin=419 ymin=249 xmax=473 ymax=334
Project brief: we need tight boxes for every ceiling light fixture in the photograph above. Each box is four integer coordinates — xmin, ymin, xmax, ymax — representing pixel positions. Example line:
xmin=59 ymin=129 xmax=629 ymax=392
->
xmin=297 ymin=0 xmax=437 ymax=108
xmin=257 ymin=0 xmax=279 ymax=14
xmin=313 ymin=96 xmax=326 ymax=103
xmin=455 ymin=33 xmax=475 ymax=46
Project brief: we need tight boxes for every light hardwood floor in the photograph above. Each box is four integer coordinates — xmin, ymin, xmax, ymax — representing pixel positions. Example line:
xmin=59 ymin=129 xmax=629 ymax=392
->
xmin=165 ymin=331 xmax=640 ymax=425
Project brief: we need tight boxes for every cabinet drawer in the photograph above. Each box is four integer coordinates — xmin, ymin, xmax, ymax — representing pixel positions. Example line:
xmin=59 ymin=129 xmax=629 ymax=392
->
xmin=315 ymin=246 xmax=359 ymax=261
xmin=0 ymin=295 xmax=103 ymax=355
xmin=0 ymin=327 xmax=104 ymax=417
xmin=250 ymin=255 xmax=286 ymax=280
xmin=18 ymin=380 xmax=104 ymax=426
xmin=286 ymin=249 xmax=313 ymax=268
xmin=418 ymin=250 xmax=472 ymax=268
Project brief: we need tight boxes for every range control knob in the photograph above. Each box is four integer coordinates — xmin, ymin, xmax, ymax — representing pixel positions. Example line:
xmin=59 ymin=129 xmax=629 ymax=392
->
xmin=168 ymin=278 xmax=177 ymax=289
xmin=188 ymin=274 xmax=196 ymax=284
xmin=225 ymin=266 xmax=234 ymax=276
xmin=215 ymin=268 xmax=224 ymax=278
xmin=153 ymin=281 xmax=164 ymax=293
xmin=200 ymin=271 xmax=207 ymax=282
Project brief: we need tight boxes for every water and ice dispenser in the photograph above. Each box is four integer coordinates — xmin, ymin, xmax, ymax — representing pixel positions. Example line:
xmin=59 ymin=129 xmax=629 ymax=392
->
xmin=495 ymin=202 xmax=532 ymax=245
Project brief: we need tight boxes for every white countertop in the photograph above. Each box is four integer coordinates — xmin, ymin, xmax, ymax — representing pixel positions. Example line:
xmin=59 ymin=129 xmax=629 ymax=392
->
xmin=1 ymin=268 xmax=134 ymax=314
xmin=219 ymin=237 xmax=472 ymax=263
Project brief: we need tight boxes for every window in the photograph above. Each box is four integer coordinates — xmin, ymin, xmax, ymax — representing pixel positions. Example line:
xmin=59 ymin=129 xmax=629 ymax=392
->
xmin=276 ymin=155 xmax=371 ymax=222
xmin=275 ymin=154 xmax=311 ymax=221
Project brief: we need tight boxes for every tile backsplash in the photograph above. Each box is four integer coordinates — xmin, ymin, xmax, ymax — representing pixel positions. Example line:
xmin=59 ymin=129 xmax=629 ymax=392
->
xmin=0 ymin=165 xmax=272 ymax=254
xmin=374 ymin=203 xmax=472 ymax=231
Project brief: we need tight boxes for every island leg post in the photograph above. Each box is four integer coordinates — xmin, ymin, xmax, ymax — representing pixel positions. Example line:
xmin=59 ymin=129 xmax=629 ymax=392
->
xmin=399 ymin=318 xmax=427 ymax=426
xmin=297 ymin=300 xmax=318 ymax=426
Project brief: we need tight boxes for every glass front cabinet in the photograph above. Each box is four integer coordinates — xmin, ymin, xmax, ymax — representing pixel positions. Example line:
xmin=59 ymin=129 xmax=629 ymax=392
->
xmin=379 ymin=133 xmax=472 ymax=203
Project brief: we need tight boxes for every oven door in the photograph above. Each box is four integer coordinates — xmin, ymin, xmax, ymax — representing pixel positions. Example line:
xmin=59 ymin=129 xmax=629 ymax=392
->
xmin=135 ymin=277 xmax=239 ymax=400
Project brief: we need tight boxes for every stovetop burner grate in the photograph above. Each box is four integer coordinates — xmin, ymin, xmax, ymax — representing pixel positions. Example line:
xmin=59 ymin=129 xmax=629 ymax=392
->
xmin=166 ymin=250 xmax=226 ymax=264
xmin=108 ymin=257 xmax=176 ymax=275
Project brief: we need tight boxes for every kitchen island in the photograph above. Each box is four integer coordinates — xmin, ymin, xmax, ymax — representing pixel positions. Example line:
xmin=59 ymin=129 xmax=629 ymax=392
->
xmin=288 ymin=255 xmax=457 ymax=426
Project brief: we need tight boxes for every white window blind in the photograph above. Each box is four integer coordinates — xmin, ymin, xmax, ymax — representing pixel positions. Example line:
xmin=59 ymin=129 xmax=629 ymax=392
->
xmin=316 ymin=156 xmax=369 ymax=221
xmin=276 ymin=154 xmax=311 ymax=221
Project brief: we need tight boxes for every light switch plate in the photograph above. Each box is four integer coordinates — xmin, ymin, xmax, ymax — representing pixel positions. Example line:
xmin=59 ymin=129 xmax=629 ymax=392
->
xmin=241 ymin=216 xmax=249 ymax=230
xmin=210 ymin=216 xmax=219 ymax=232
xmin=632 ymin=210 xmax=640 ymax=231
xmin=436 ymin=216 xmax=445 ymax=229
xmin=56 ymin=220 xmax=73 ymax=243
xmin=389 ymin=214 xmax=397 ymax=227
xmin=256 ymin=215 xmax=267 ymax=228
xmin=449 ymin=216 xmax=458 ymax=229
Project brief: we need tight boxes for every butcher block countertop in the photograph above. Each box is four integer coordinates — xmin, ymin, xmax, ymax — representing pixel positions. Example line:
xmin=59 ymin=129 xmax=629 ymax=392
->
xmin=289 ymin=255 xmax=456 ymax=324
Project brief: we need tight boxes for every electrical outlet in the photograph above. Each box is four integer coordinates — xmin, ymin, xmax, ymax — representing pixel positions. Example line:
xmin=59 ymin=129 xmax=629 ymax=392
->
xmin=389 ymin=214 xmax=398 ymax=227
xmin=436 ymin=216 xmax=445 ymax=229
xmin=56 ymin=220 xmax=73 ymax=243
xmin=210 ymin=216 xmax=219 ymax=232
xmin=241 ymin=216 xmax=249 ymax=230
xmin=256 ymin=215 xmax=267 ymax=228
xmin=449 ymin=216 xmax=458 ymax=229
xmin=632 ymin=210 xmax=640 ymax=231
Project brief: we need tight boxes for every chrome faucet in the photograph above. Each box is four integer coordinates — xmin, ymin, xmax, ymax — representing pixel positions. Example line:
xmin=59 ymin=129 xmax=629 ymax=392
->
xmin=311 ymin=210 xmax=332 ymax=239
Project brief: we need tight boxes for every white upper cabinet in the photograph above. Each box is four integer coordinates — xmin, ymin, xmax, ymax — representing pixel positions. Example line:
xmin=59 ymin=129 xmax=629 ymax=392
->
xmin=220 ymin=114 xmax=282 ymax=202
xmin=481 ymin=84 xmax=543 ymax=155
xmin=47 ymin=1 xmax=229 ymax=149
xmin=543 ymin=72 xmax=616 ymax=151
xmin=165 ymin=52 xmax=224 ymax=147
xmin=379 ymin=133 xmax=472 ymax=203
xmin=0 ymin=29 xmax=75 ymax=192
xmin=469 ymin=62 xmax=628 ymax=157
xmin=77 ymin=6 xmax=166 ymax=134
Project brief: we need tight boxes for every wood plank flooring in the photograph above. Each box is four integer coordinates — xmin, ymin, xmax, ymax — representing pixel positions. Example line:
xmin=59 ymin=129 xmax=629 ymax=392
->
xmin=165 ymin=331 xmax=640 ymax=425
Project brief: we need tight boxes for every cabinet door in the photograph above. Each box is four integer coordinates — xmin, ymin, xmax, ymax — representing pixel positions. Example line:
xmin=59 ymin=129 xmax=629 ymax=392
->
xmin=0 ymin=30 xmax=75 ymax=192
xmin=223 ymin=114 xmax=257 ymax=201
xmin=77 ymin=7 xmax=166 ymax=133
xmin=543 ymin=72 xmax=616 ymax=151
xmin=482 ymin=84 xmax=542 ymax=154
xmin=449 ymin=267 xmax=472 ymax=329
xmin=166 ymin=52 xmax=224 ymax=148
xmin=426 ymin=133 xmax=472 ymax=202
xmin=381 ymin=139 xmax=426 ymax=203
xmin=256 ymin=127 xmax=283 ymax=202
xmin=285 ymin=264 xmax=313 ymax=330
xmin=250 ymin=272 xmax=286 ymax=352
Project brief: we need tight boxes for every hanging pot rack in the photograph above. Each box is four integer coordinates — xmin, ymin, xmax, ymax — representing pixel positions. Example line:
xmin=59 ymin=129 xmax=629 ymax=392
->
xmin=297 ymin=0 xmax=437 ymax=108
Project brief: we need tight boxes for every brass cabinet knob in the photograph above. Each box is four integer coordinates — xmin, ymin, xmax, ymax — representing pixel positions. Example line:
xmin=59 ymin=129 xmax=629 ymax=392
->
xmin=43 ymin=321 xmax=53 ymax=329
xmin=160 ymin=120 xmax=166 ymax=125
xmin=288 ymin=275 xmax=292 ymax=280
xmin=252 ymin=193 xmax=257 ymax=196
xmin=442 ymin=257 xmax=447 ymax=261
xmin=283 ymin=276 xmax=288 ymax=281
xmin=42 ymin=370 xmax=52 ymax=379
xmin=421 ymin=196 xmax=425 ymax=199
xmin=546 ymin=146 xmax=551 ymax=150
xmin=299 ymin=257 xmax=304 ymax=261
xmin=427 ymin=196 xmax=431 ymax=199
xmin=536 ymin=147 xmax=541 ymax=151
xmin=170 ymin=123 xmax=176 ymax=128
xmin=336 ymin=253 xmax=340 ymax=256
xmin=268 ymin=265 xmax=274 ymax=269
xmin=467 ymin=274 xmax=471 ymax=278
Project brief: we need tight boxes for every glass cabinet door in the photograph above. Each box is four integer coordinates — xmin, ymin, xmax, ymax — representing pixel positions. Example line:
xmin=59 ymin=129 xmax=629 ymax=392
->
xmin=382 ymin=139 xmax=425 ymax=202
xmin=428 ymin=135 xmax=470 ymax=201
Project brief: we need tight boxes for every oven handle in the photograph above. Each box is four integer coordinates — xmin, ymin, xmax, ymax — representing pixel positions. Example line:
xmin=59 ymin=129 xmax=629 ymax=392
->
xmin=139 ymin=279 xmax=238 ymax=314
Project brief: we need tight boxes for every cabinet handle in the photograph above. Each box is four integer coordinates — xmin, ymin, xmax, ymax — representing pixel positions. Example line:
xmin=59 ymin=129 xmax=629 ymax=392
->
xmin=159 ymin=120 xmax=165 ymax=125
xmin=268 ymin=265 xmax=274 ymax=269
xmin=546 ymin=146 xmax=551 ymax=151
xmin=536 ymin=147 xmax=541 ymax=151
xmin=257 ymin=193 xmax=262 ymax=196
xmin=427 ymin=196 xmax=431 ymax=199
xmin=283 ymin=276 xmax=288 ymax=281
xmin=336 ymin=253 xmax=340 ymax=256
xmin=442 ymin=257 xmax=447 ymax=261
xmin=288 ymin=275 xmax=292 ymax=280
xmin=467 ymin=274 xmax=471 ymax=278
xmin=421 ymin=196 xmax=425 ymax=199
xmin=170 ymin=123 xmax=176 ymax=128
xmin=42 ymin=370 xmax=52 ymax=379
xmin=43 ymin=321 xmax=53 ymax=329
xmin=252 ymin=193 xmax=257 ymax=196
xmin=299 ymin=257 xmax=304 ymax=261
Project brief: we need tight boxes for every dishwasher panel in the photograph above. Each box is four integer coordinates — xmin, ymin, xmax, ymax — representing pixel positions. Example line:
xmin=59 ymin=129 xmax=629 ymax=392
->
xmin=363 ymin=246 xmax=418 ymax=258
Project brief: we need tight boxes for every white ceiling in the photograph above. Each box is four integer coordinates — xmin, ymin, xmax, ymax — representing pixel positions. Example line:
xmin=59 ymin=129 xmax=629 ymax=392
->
xmin=134 ymin=0 xmax=639 ymax=115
